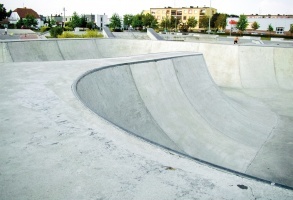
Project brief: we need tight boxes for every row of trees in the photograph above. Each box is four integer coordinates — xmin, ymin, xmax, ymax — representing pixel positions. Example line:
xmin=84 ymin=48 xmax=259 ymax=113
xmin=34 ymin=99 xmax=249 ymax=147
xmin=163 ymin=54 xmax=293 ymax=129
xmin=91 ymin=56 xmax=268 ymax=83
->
xmin=109 ymin=13 xmax=159 ymax=31
xmin=109 ymin=12 xmax=228 ymax=32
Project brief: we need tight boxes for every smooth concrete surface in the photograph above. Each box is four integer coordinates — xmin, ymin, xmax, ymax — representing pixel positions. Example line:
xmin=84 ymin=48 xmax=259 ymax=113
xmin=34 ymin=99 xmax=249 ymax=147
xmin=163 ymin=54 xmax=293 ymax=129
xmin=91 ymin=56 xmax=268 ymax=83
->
xmin=1 ymin=38 xmax=293 ymax=89
xmin=1 ymin=39 xmax=293 ymax=199
xmin=147 ymin=28 xmax=164 ymax=40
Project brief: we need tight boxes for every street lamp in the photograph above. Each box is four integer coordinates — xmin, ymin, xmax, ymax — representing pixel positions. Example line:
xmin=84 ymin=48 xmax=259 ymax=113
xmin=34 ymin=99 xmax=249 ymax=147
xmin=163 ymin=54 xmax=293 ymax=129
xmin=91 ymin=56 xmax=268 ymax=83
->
xmin=208 ymin=0 xmax=211 ymax=34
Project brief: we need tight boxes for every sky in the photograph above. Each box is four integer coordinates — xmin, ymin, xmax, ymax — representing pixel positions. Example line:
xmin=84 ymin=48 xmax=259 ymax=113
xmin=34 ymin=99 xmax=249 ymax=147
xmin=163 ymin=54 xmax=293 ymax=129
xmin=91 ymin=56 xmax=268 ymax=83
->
xmin=2 ymin=0 xmax=293 ymax=17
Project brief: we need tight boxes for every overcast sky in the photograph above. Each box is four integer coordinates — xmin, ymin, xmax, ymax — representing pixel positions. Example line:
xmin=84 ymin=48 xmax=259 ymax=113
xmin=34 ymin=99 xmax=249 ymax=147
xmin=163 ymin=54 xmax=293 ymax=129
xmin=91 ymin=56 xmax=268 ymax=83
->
xmin=2 ymin=0 xmax=293 ymax=17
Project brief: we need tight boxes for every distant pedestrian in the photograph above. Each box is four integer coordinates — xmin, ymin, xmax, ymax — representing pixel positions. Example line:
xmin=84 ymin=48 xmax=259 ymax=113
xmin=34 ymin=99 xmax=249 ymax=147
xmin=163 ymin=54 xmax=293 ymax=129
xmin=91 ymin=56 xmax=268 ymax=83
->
xmin=4 ymin=27 xmax=7 ymax=35
xmin=234 ymin=36 xmax=239 ymax=44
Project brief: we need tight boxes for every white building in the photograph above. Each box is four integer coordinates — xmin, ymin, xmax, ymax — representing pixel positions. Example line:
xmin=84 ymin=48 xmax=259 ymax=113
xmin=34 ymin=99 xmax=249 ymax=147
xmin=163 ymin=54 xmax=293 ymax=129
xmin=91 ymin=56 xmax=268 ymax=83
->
xmin=96 ymin=14 xmax=109 ymax=30
xmin=226 ymin=15 xmax=293 ymax=34
xmin=8 ymin=7 xmax=43 ymax=27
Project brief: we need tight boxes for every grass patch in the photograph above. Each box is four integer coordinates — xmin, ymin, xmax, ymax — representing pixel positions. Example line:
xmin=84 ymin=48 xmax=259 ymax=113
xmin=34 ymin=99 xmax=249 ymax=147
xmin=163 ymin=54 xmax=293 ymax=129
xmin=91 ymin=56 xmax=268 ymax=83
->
xmin=58 ymin=30 xmax=103 ymax=38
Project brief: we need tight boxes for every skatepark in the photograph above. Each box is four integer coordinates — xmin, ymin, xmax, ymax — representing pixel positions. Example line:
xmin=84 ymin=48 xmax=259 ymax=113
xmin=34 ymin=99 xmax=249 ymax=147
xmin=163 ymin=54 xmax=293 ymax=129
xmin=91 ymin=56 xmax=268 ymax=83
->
xmin=1 ymin=34 xmax=293 ymax=199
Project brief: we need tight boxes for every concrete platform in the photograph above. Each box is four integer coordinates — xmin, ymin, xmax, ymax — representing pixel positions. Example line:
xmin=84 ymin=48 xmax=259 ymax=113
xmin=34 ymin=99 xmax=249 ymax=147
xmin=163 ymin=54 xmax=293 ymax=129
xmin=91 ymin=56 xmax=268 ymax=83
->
xmin=0 ymin=39 xmax=293 ymax=199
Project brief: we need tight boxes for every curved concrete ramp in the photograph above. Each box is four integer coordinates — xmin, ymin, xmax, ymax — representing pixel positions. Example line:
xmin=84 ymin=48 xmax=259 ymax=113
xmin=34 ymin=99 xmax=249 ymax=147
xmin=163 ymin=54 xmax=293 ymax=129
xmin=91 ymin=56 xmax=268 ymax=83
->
xmin=74 ymin=53 xmax=278 ymax=177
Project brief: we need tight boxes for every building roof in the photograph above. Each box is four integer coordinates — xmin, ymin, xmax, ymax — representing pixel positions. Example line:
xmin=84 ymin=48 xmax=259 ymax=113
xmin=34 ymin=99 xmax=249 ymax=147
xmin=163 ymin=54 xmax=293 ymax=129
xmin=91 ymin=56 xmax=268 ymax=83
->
xmin=13 ymin=7 xmax=39 ymax=19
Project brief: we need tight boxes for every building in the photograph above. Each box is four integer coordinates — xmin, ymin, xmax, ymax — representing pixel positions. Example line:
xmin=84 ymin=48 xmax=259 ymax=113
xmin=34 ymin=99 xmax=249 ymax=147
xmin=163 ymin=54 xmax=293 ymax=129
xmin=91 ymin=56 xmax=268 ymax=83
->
xmin=8 ymin=7 xmax=43 ymax=27
xmin=226 ymin=14 xmax=293 ymax=35
xmin=96 ymin=14 xmax=109 ymax=30
xmin=150 ymin=6 xmax=217 ymax=29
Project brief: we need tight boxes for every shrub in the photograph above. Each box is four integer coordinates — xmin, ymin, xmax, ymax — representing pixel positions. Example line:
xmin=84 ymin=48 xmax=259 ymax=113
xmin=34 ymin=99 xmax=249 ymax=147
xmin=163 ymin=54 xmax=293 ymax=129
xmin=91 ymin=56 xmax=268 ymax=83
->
xmin=50 ymin=26 xmax=63 ymax=38
xmin=40 ymin=26 xmax=50 ymax=33
xmin=64 ymin=26 xmax=73 ymax=31
xmin=58 ymin=31 xmax=79 ymax=38
xmin=82 ymin=30 xmax=103 ymax=38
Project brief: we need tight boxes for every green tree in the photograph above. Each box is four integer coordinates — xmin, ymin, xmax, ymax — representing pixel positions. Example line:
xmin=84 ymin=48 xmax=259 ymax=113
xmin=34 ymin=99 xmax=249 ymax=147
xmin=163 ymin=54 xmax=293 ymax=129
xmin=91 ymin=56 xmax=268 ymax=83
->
xmin=187 ymin=16 xmax=197 ymax=31
xmin=80 ymin=15 xmax=87 ymax=27
xmin=50 ymin=26 xmax=63 ymax=37
xmin=16 ymin=18 xmax=24 ymax=28
xmin=150 ymin=19 xmax=158 ymax=29
xmin=142 ymin=13 xmax=157 ymax=29
xmin=267 ymin=24 xmax=274 ymax=36
xmin=171 ymin=16 xmax=181 ymax=31
xmin=210 ymin=13 xmax=220 ymax=29
xmin=23 ymin=14 xmax=37 ymax=28
xmin=131 ymin=14 xmax=143 ymax=30
xmin=86 ymin=21 xmax=95 ymax=29
xmin=0 ymin=4 xmax=11 ymax=20
xmin=70 ymin=12 xmax=81 ymax=28
xmin=215 ymin=14 xmax=227 ymax=30
xmin=109 ymin=13 xmax=122 ymax=30
xmin=236 ymin=14 xmax=248 ymax=34
xmin=251 ymin=21 xmax=260 ymax=31
xmin=199 ymin=16 xmax=209 ymax=30
xmin=160 ymin=17 xmax=171 ymax=31
xmin=123 ymin=14 xmax=133 ymax=29
xmin=50 ymin=18 xmax=56 ymax=27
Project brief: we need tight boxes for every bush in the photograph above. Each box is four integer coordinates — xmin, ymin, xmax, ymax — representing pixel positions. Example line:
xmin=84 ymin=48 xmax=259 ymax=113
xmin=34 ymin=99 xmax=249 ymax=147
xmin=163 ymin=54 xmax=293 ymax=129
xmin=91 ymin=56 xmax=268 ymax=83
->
xmin=82 ymin=30 xmax=103 ymax=38
xmin=40 ymin=26 xmax=50 ymax=33
xmin=64 ymin=26 xmax=73 ymax=31
xmin=50 ymin=26 xmax=63 ymax=38
xmin=58 ymin=31 xmax=79 ymax=38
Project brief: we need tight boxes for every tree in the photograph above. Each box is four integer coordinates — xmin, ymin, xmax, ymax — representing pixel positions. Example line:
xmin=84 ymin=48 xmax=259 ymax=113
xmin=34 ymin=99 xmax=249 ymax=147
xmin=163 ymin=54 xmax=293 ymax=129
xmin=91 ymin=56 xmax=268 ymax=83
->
xmin=80 ymin=15 xmax=87 ymax=27
xmin=267 ymin=24 xmax=274 ymax=36
xmin=86 ymin=21 xmax=95 ymax=29
xmin=171 ymin=16 xmax=181 ymax=31
xmin=0 ymin=4 xmax=11 ymax=20
xmin=70 ymin=12 xmax=81 ymax=28
xmin=16 ymin=18 xmax=24 ymax=28
xmin=251 ymin=21 xmax=260 ymax=31
xmin=210 ymin=13 xmax=220 ymax=29
xmin=236 ymin=14 xmax=248 ymax=34
xmin=215 ymin=14 xmax=227 ymax=30
xmin=178 ymin=23 xmax=189 ymax=32
xmin=199 ymin=16 xmax=209 ymax=30
xmin=23 ymin=14 xmax=37 ymax=28
xmin=131 ymin=14 xmax=143 ymax=30
xmin=160 ymin=17 xmax=171 ymax=31
xmin=109 ymin=13 xmax=122 ymax=30
xmin=123 ymin=14 xmax=133 ymax=29
xmin=50 ymin=26 xmax=63 ymax=37
xmin=142 ymin=13 xmax=157 ymax=29
xmin=187 ymin=17 xmax=197 ymax=31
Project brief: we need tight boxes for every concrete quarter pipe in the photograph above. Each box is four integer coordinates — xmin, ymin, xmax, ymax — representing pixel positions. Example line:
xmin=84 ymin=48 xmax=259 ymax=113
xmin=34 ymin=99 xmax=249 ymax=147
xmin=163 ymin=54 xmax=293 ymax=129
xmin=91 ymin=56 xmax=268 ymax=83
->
xmin=74 ymin=52 xmax=292 ymax=188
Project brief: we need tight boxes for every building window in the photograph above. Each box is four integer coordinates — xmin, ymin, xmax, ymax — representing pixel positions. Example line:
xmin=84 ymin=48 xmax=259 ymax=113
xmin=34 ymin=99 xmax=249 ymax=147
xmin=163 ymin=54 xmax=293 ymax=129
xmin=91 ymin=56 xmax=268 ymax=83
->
xmin=276 ymin=27 xmax=284 ymax=34
xmin=188 ymin=10 xmax=192 ymax=14
xmin=183 ymin=16 xmax=187 ymax=20
xmin=177 ymin=10 xmax=182 ymax=15
xmin=194 ymin=10 xmax=198 ymax=14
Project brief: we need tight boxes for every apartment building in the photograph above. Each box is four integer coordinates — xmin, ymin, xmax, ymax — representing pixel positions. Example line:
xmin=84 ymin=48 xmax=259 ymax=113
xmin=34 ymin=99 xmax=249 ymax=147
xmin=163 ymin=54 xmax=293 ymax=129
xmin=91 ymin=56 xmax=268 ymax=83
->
xmin=150 ymin=6 xmax=217 ymax=29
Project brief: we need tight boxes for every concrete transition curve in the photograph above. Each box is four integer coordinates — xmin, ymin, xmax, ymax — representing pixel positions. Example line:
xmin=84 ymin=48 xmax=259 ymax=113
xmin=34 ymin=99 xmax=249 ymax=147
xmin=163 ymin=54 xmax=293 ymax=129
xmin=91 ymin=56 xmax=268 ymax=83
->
xmin=1 ymin=39 xmax=293 ymax=189
xmin=74 ymin=53 xmax=277 ymax=174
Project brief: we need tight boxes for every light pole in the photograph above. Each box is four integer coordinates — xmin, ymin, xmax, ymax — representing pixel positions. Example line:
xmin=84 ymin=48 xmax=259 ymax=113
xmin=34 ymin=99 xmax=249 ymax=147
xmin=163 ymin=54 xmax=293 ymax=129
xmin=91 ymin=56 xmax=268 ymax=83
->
xmin=208 ymin=0 xmax=211 ymax=34
xmin=63 ymin=7 xmax=66 ymax=28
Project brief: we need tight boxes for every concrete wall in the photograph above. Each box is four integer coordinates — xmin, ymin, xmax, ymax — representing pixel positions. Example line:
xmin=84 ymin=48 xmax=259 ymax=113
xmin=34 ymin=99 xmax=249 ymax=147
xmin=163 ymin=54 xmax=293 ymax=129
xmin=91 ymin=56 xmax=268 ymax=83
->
xmin=1 ymin=39 xmax=292 ymax=89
